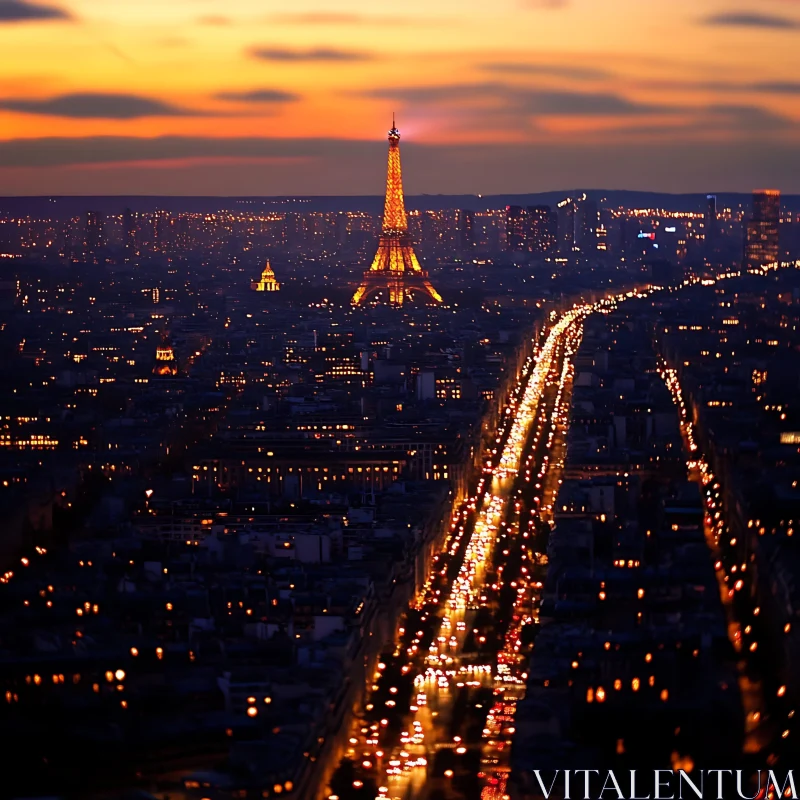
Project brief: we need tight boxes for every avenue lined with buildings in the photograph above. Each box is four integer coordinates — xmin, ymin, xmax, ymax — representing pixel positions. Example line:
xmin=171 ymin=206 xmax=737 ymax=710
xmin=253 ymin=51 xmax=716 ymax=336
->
xmin=328 ymin=290 xmax=651 ymax=800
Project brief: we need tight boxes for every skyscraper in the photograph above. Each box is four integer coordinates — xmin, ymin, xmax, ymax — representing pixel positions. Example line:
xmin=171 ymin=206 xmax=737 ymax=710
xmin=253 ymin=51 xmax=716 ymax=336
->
xmin=505 ymin=206 xmax=527 ymax=252
xmin=122 ymin=208 xmax=136 ymax=259
xmin=745 ymin=190 xmax=780 ymax=269
xmin=557 ymin=198 xmax=576 ymax=254
xmin=596 ymin=207 xmax=614 ymax=254
xmin=527 ymin=206 xmax=558 ymax=254
xmin=705 ymin=194 xmax=717 ymax=259
xmin=84 ymin=211 xmax=106 ymax=256
xmin=153 ymin=210 xmax=171 ymax=254
xmin=174 ymin=214 xmax=191 ymax=252
xmin=457 ymin=209 xmax=475 ymax=253
xmin=575 ymin=196 xmax=598 ymax=253
xmin=352 ymin=120 xmax=442 ymax=306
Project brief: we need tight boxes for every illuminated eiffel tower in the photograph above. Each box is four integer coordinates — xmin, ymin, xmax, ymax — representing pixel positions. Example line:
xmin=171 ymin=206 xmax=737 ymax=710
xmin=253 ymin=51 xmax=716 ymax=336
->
xmin=352 ymin=118 xmax=442 ymax=307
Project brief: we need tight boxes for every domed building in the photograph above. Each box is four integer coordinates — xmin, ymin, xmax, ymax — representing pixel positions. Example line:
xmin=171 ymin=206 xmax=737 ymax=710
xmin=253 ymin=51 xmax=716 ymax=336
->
xmin=251 ymin=259 xmax=280 ymax=292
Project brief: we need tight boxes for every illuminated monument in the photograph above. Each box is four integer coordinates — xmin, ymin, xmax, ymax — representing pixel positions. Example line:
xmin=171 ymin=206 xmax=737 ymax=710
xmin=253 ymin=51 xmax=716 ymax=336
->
xmin=154 ymin=336 xmax=178 ymax=376
xmin=251 ymin=259 xmax=280 ymax=292
xmin=352 ymin=119 xmax=442 ymax=306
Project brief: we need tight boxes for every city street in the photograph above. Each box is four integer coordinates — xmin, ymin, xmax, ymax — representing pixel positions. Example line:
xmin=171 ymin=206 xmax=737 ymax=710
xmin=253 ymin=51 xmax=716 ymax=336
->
xmin=330 ymin=301 xmax=603 ymax=800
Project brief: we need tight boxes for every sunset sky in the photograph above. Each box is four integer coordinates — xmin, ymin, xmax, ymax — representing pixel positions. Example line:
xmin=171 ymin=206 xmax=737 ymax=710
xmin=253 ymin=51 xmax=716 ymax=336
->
xmin=1 ymin=0 xmax=800 ymax=195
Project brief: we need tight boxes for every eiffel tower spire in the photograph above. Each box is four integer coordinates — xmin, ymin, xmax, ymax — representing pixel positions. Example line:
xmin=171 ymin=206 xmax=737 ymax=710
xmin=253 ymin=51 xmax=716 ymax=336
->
xmin=352 ymin=119 xmax=442 ymax=307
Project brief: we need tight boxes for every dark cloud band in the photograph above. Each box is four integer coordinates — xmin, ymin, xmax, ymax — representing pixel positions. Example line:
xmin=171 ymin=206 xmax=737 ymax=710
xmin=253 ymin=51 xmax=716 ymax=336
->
xmin=214 ymin=89 xmax=300 ymax=103
xmin=249 ymin=46 xmax=372 ymax=62
xmin=0 ymin=0 xmax=70 ymax=22
xmin=703 ymin=12 xmax=800 ymax=30
xmin=0 ymin=93 xmax=196 ymax=119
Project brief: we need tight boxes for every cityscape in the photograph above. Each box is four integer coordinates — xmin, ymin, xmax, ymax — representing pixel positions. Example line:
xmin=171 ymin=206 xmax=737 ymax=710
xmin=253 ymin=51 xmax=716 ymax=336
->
xmin=2 ymin=1 xmax=800 ymax=800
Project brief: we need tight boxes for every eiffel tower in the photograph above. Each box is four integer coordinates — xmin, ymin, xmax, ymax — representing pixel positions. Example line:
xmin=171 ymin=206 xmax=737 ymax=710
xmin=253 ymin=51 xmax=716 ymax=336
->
xmin=352 ymin=118 xmax=443 ymax=307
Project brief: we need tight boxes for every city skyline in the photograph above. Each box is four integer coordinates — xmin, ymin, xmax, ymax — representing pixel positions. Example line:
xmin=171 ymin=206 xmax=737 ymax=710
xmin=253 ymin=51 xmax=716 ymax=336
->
xmin=2 ymin=0 xmax=800 ymax=194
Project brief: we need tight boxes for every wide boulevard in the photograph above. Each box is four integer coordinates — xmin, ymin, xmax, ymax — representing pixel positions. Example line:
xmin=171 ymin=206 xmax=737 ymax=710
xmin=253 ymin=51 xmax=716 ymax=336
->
xmin=328 ymin=291 xmax=648 ymax=800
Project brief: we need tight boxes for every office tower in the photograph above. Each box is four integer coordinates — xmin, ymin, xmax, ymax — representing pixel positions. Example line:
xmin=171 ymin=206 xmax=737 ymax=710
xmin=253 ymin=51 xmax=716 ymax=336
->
xmin=576 ymin=196 xmax=598 ymax=252
xmin=596 ymin=207 xmax=614 ymax=254
xmin=153 ymin=210 xmax=171 ymax=253
xmin=122 ymin=208 xmax=136 ymax=258
xmin=505 ymin=206 xmax=527 ymax=252
xmin=557 ymin=198 xmax=575 ymax=253
xmin=174 ymin=214 xmax=191 ymax=252
xmin=745 ymin=189 xmax=780 ymax=269
xmin=595 ymin=225 xmax=608 ymax=253
xmin=352 ymin=119 xmax=442 ymax=306
xmin=84 ymin=211 xmax=106 ymax=255
xmin=616 ymin=215 xmax=631 ymax=258
xmin=457 ymin=209 xmax=475 ymax=252
xmin=705 ymin=195 xmax=717 ymax=258
xmin=527 ymin=205 xmax=558 ymax=254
